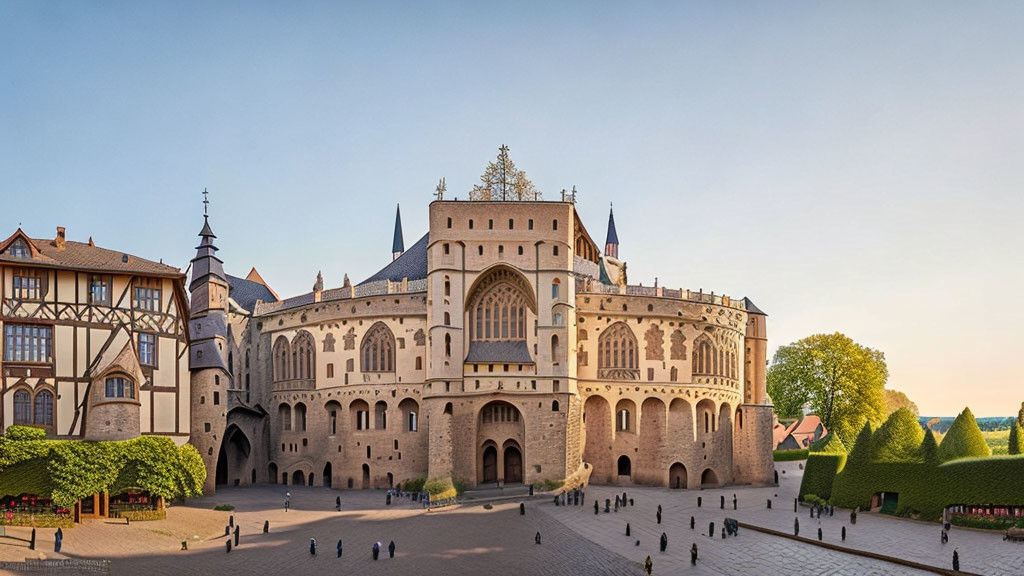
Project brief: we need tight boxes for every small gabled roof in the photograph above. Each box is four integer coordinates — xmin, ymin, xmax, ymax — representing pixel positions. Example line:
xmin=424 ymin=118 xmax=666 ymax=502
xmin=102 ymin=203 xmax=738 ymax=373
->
xmin=227 ymin=274 xmax=279 ymax=313
xmin=0 ymin=229 xmax=183 ymax=277
xmin=743 ymin=297 xmax=767 ymax=316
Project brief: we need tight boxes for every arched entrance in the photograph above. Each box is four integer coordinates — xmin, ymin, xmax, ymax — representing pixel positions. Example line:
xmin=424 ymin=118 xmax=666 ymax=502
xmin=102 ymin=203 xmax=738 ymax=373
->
xmin=503 ymin=442 xmax=523 ymax=484
xmin=583 ymin=395 xmax=612 ymax=483
xmin=292 ymin=470 xmax=305 ymax=486
xmin=215 ymin=425 xmax=252 ymax=487
xmin=361 ymin=464 xmax=370 ymax=489
xmin=323 ymin=462 xmax=332 ymax=487
xmin=308 ymin=473 xmax=314 ymax=486
xmin=700 ymin=468 xmax=719 ymax=488
xmin=617 ymin=455 xmax=632 ymax=477
xmin=669 ymin=462 xmax=687 ymax=489
xmin=476 ymin=400 xmax=526 ymax=486
xmin=481 ymin=444 xmax=498 ymax=484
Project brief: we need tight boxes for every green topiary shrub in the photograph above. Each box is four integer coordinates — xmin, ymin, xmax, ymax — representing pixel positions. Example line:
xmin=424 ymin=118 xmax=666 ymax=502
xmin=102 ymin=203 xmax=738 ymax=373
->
xmin=799 ymin=453 xmax=847 ymax=501
xmin=773 ymin=449 xmax=809 ymax=462
xmin=1008 ymin=422 xmax=1023 ymax=455
xmin=424 ymin=477 xmax=457 ymax=500
xmin=871 ymin=408 xmax=925 ymax=462
xmin=921 ymin=428 xmax=940 ymax=465
xmin=213 ymin=504 xmax=235 ymax=511
xmin=121 ymin=509 xmax=167 ymax=521
xmin=938 ymin=407 xmax=991 ymax=462
xmin=809 ymin=432 xmax=847 ymax=455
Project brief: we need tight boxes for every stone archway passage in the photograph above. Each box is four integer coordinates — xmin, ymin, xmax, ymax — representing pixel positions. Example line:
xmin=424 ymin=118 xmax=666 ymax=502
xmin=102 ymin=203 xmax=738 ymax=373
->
xmin=362 ymin=464 xmax=370 ymax=489
xmin=292 ymin=470 xmax=305 ymax=486
xmin=482 ymin=445 xmax=498 ymax=484
xmin=268 ymin=463 xmax=278 ymax=484
xmin=617 ymin=455 xmax=632 ymax=477
xmin=323 ymin=462 xmax=333 ymax=487
xmin=670 ymin=462 xmax=687 ymax=489
xmin=503 ymin=445 xmax=523 ymax=484
xmin=216 ymin=426 xmax=252 ymax=487
xmin=700 ymin=468 xmax=718 ymax=488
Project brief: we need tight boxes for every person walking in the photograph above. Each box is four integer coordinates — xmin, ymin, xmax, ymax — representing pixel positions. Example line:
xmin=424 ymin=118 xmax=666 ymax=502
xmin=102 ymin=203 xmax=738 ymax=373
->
xmin=952 ymin=549 xmax=960 ymax=571
xmin=337 ymin=539 xmax=343 ymax=558
xmin=336 ymin=496 xmax=341 ymax=511
xmin=690 ymin=542 xmax=698 ymax=565
xmin=535 ymin=531 xmax=541 ymax=545
xmin=660 ymin=532 xmax=668 ymax=552
xmin=388 ymin=540 xmax=395 ymax=558
xmin=644 ymin=555 xmax=653 ymax=575
xmin=309 ymin=538 xmax=317 ymax=556
xmin=373 ymin=541 xmax=381 ymax=560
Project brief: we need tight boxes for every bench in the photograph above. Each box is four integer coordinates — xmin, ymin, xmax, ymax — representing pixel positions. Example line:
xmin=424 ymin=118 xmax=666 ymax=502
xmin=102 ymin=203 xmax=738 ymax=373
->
xmin=1004 ymin=527 xmax=1024 ymax=542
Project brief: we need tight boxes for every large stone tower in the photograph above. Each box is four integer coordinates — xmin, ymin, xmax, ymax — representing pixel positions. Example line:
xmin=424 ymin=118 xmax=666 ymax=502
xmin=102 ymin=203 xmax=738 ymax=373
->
xmin=188 ymin=196 xmax=231 ymax=494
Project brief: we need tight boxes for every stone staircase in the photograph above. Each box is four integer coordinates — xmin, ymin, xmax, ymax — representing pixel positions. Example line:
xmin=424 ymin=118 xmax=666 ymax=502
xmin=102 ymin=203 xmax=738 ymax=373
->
xmin=461 ymin=483 xmax=534 ymax=502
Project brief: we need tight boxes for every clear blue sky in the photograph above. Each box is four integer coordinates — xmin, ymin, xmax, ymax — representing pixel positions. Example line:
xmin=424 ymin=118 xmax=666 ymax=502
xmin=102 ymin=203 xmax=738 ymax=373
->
xmin=3 ymin=2 xmax=1022 ymax=416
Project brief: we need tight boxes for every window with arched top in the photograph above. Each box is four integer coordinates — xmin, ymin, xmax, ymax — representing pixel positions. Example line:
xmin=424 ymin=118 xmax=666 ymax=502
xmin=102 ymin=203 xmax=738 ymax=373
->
xmin=468 ymin=268 xmax=535 ymax=343
xmin=551 ymin=278 xmax=561 ymax=300
xmin=692 ymin=334 xmax=718 ymax=376
xmin=361 ymin=322 xmax=395 ymax=372
xmin=551 ymin=334 xmax=560 ymax=364
xmin=34 ymin=390 xmax=53 ymax=426
xmin=598 ymin=322 xmax=640 ymax=380
xmin=444 ymin=276 xmax=451 ymax=297
xmin=13 ymin=389 xmax=31 ymax=425
xmin=617 ymin=409 xmax=631 ymax=431
xmin=279 ymin=403 xmax=292 ymax=431
xmin=105 ymin=376 xmax=135 ymax=399
xmin=273 ymin=336 xmax=290 ymax=381
xmin=444 ymin=312 xmax=451 ymax=326
xmin=444 ymin=333 xmax=452 ymax=357
xmin=292 ymin=331 xmax=316 ymax=380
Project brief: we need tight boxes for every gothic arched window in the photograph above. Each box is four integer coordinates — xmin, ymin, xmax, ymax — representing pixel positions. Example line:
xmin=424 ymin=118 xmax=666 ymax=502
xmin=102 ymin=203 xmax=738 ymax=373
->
xmin=273 ymin=336 xmax=290 ymax=381
xmin=292 ymin=331 xmax=316 ymax=380
xmin=13 ymin=389 xmax=30 ymax=425
xmin=598 ymin=322 xmax=639 ymax=380
xmin=468 ymin=268 xmax=534 ymax=343
xmin=34 ymin=390 xmax=53 ymax=426
xmin=361 ymin=322 xmax=395 ymax=372
xmin=692 ymin=334 xmax=717 ymax=376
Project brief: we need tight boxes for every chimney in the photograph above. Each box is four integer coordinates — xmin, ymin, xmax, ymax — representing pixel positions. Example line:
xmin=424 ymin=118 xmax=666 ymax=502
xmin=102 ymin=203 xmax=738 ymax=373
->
xmin=56 ymin=227 xmax=66 ymax=250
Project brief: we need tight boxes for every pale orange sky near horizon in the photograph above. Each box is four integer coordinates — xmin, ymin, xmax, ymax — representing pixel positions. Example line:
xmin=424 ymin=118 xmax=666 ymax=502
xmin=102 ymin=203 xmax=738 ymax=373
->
xmin=4 ymin=3 xmax=1021 ymax=416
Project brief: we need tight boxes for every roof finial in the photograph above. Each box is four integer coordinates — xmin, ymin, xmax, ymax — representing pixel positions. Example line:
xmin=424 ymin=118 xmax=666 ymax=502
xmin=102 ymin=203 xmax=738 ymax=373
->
xmin=434 ymin=177 xmax=446 ymax=201
xmin=202 ymin=188 xmax=209 ymax=217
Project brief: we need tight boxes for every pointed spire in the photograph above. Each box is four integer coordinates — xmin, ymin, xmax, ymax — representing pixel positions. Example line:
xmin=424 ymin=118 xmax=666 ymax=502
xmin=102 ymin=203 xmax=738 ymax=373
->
xmin=392 ymin=204 xmax=405 ymax=261
xmin=605 ymin=203 xmax=619 ymax=259
xmin=190 ymin=189 xmax=226 ymax=292
xmin=313 ymin=270 xmax=324 ymax=293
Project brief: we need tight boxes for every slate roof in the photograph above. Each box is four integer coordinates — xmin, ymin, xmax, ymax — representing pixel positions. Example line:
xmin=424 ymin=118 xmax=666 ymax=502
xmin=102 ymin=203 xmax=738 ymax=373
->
xmin=605 ymin=206 xmax=619 ymax=246
xmin=465 ymin=341 xmax=535 ymax=364
xmin=228 ymin=274 xmax=278 ymax=312
xmin=359 ymin=233 xmax=428 ymax=285
xmin=392 ymin=205 xmax=404 ymax=254
xmin=743 ymin=297 xmax=767 ymax=315
xmin=0 ymin=235 xmax=183 ymax=277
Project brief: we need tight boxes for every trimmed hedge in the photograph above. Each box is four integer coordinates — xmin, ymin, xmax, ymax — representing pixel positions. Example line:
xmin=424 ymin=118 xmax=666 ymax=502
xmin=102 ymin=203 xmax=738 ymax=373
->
xmin=937 ymin=408 xmax=991 ymax=462
xmin=423 ymin=477 xmax=457 ymax=501
xmin=1009 ymin=423 xmax=1023 ymax=455
xmin=871 ymin=408 xmax=924 ymax=462
xmin=810 ymin=432 xmax=847 ymax=455
xmin=773 ymin=449 xmax=809 ymax=462
xmin=121 ymin=509 xmax=167 ymax=521
xmin=799 ymin=453 xmax=846 ymax=501
xmin=831 ymin=409 xmax=1024 ymax=521
xmin=0 ymin=512 xmax=74 ymax=528
xmin=0 ymin=427 xmax=206 ymax=508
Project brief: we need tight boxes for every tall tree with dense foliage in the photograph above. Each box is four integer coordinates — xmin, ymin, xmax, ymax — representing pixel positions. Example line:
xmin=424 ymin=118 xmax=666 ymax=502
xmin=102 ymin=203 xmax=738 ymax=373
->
xmin=766 ymin=332 xmax=888 ymax=444
xmin=882 ymin=389 xmax=919 ymax=417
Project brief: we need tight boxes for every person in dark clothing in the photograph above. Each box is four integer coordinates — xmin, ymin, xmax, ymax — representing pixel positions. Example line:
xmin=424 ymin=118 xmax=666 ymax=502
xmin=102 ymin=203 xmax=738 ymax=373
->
xmin=309 ymin=538 xmax=317 ymax=556
xmin=337 ymin=539 xmax=343 ymax=558
xmin=373 ymin=541 xmax=381 ymax=560
xmin=336 ymin=496 xmax=341 ymax=511
xmin=708 ymin=522 xmax=715 ymax=538
xmin=841 ymin=526 xmax=846 ymax=541
xmin=54 ymin=528 xmax=62 ymax=553
xmin=388 ymin=540 xmax=395 ymax=558
xmin=660 ymin=532 xmax=667 ymax=552
xmin=953 ymin=549 xmax=960 ymax=571
xmin=690 ymin=543 xmax=698 ymax=565
xmin=535 ymin=531 xmax=541 ymax=545
xmin=656 ymin=509 xmax=662 ymax=524
xmin=690 ymin=516 xmax=695 ymax=530
xmin=644 ymin=555 xmax=653 ymax=575
xmin=794 ymin=517 xmax=800 ymax=537
xmin=942 ymin=530 xmax=949 ymax=544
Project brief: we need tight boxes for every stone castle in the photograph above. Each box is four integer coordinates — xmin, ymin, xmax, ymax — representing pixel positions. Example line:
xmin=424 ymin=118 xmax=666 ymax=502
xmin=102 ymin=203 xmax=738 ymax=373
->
xmin=188 ymin=193 xmax=775 ymax=494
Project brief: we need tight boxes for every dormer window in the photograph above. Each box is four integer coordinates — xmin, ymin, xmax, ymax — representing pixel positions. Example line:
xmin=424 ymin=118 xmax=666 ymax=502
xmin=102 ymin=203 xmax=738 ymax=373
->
xmin=10 ymin=239 xmax=28 ymax=258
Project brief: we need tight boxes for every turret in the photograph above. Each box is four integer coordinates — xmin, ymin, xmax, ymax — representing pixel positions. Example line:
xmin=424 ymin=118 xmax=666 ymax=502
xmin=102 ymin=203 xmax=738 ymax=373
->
xmin=188 ymin=190 xmax=230 ymax=494
xmin=742 ymin=298 xmax=768 ymax=404
xmin=605 ymin=203 xmax=619 ymax=259
xmin=392 ymin=204 xmax=405 ymax=261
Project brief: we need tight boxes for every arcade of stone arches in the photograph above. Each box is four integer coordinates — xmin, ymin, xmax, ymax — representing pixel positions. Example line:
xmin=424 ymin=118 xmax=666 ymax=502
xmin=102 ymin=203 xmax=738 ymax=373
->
xmin=581 ymin=393 xmax=741 ymax=489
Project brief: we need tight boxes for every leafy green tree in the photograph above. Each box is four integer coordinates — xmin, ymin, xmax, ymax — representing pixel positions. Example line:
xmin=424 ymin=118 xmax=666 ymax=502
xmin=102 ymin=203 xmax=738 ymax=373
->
xmin=882 ymin=389 xmax=919 ymax=417
xmin=809 ymin=432 xmax=847 ymax=455
xmin=937 ymin=407 xmax=991 ymax=462
xmin=871 ymin=408 xmax=925 ymax=462
xmin=469 ymin=145 xmax=541 ymax=201
xmin=766 ymin=333 xmax=888 ymax=443
xmin=1018 ymin=402 xmax=1024 ymax=428
xmin=1009 ymin=421 xmax=1023 ymax=455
